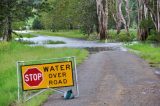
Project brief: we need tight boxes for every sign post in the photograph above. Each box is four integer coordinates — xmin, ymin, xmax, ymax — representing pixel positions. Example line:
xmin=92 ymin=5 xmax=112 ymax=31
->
xmin=17 ymin=57 xmax=79 ymax=102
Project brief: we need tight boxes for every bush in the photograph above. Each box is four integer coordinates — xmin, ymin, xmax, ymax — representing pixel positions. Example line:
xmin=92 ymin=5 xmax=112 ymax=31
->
xmin=12 ymin=21 xmax=25 ymax=30
xmin=140 ymin=18 xmax=154 ymax=29
xmin=147 ymin=34 xmax=160 ymax=42
xmin=86 ymin=33 xmax=99 ymax=41
xmin=147 ymin=31 xmax=160 ymax=42
xmin=116 ymin=32 xmax=134 ymax=42
xmin=17 ymin=40 xmax=36 ymax=44
xmin=32 ymin=18 xmax=43 ymax=30
xmin=108 ymin=29 xmax=136 ymax=42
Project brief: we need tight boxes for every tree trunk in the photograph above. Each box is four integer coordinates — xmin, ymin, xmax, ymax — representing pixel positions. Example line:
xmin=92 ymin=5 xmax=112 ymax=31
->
xmin=115 ymin=0 xmax=121 ymax=34
xmin=137 ymin=0 xmax=143 ymax=40
xmin=118 ymin=0 xmax=127 ymax=30
xmin=2 ymin=2 xmax=12 ymax=41
xmin=157 ymin=0 xmax=160 ymax=34
xmin=124 ymin=0 xmax=130 ymax=35
xmin=116 ymin=19 xmax=122 ymax=34
xmin=145 ymin=0 xmax=159 ymax=33
xmin=2 ymin=16 xmax=12 ymax=41
xmin=112 ymin=13 xmax=121 ymax=34
xmin=137 ymin=0 xmax=148 ymax=41
xmin=117 ymin=0 xmax=130 ymax=35
xmin=96 ymin=0 xmax=108 ymax=40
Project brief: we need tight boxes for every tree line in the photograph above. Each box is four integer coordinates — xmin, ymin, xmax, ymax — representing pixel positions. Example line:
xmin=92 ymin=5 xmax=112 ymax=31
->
xmin=0 ymin=0 xmax=160 ymax=41
xmin=96 ymin=0 xmax=160 ymax=40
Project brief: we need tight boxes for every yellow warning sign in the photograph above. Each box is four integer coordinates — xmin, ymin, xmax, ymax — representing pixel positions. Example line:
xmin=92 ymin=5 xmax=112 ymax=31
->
xmin=21 ymin=61 xmax=74 ymax=91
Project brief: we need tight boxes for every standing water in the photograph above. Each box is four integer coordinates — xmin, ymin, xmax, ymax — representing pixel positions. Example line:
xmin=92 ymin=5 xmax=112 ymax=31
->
xmin=15 ymin=34 xmax=127 ymax=53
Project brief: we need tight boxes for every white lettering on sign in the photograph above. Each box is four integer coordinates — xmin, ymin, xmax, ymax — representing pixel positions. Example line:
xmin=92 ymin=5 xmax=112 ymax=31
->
xmin=24 ymin=73 xmax=42 ymax=82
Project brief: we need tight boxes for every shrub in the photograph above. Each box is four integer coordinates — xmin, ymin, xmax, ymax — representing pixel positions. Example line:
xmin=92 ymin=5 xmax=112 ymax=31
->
xmin=116 ymin=32 xmax=134 ymax=42
xmin=108 ymin=29 xmax=136 ymax=42
xmin=12 ymin=21 xmax=25 ymax=30
xmin=147 ymin=30 xmax=160 ymax=42
xmin=32 ymin=18 xmax=43 ymax=30
xmin=16 ymin=40 xmax=36 ymax=44
xmin=147 ymin=34 xmax=160 ymax=42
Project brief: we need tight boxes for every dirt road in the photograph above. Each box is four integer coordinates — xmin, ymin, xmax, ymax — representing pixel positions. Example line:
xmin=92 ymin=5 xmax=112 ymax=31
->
xmin=43 ymin=51 xmax=160 ymax=106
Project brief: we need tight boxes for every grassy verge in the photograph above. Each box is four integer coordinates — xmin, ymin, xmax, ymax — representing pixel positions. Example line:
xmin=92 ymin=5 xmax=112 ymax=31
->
xmin=126 ymin=43 xmax=160 ymax=68
xmin=42 ymin=40 xmax=65 ymax=44
xmin=0 ymin=41 xmax=89 ymax=106
xmin=15 ymin=40 xmax=65 ymax=45
xmin=20 ymin=33 xmax=36 ymax=38
xmin=32 ymin=30 xmax=87 ymax=39
xmin=17 ymin=40 xmax=36 ymax=44
xmin=13 ymin=33 xmax=36 ymax=38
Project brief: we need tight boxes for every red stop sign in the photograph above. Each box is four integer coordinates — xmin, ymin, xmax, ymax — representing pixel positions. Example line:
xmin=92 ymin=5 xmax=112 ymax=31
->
xmin=24 ymin=68 xmax=43 ymax=87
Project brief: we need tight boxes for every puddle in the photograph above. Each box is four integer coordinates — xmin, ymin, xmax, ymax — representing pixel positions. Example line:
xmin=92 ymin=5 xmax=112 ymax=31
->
xmin=85 ymin=47 xmax=118 ymax=54
xmin=155 ymin=70 xmax=160 ymax=75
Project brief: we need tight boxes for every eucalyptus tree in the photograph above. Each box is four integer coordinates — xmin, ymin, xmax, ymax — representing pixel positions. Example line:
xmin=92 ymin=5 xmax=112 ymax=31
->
xmin=109 ymin=0 xmax=133 ymax=35
xmin=96 ymin=0 xmax=108 ymax=40
xmin=108 ymin=0 xmax=122 ymax=34
xmin=144 ymin=0 xmax=160 ymax=34
xmin=137 ymin=0 xmax=160 ymax=41
xmin=114 ymin=0 xmax=131 ymax=35
xmin=158 ymin=0 xmax=160 ymax=33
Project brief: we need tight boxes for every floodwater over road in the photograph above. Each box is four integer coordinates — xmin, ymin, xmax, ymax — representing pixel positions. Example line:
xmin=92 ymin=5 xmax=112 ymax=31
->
xmin=17 ymin=34 xmax=127 ymax=52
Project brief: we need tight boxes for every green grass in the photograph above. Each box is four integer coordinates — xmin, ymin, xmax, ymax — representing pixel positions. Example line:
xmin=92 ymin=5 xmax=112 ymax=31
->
xmin=24 ymin=91 xmax=53 ymax=106
xmin=32 ymin=30 xmax=87 ymax=39
xmin=16 ymin=40 xmax=36 ymax=44
xmin=16 ymin=40 xmax=65 ymax=44
xmin=13 ymin=33 xmax=36 ymax=38
xmin=126 ymin=43 xmax=160 ymax=67
xmin=21 ymin=34 xmax=36 ymax=38
xmin=43 ymin=40 xmax=65 ymax=44
xmin=0 ymin=41 xmax=89 ymax=106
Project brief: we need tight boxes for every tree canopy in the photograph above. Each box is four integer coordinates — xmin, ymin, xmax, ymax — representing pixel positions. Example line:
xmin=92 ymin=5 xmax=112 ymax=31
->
xmin=0 ymin=0 xmax=49 ymax=41
xmin=0 ymin=0 xmax=160 ymax=41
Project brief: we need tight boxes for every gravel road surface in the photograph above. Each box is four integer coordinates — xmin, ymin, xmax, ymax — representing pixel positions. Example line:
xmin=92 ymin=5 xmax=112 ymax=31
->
xmin=43 ymin=51 xmax=160 ymax=106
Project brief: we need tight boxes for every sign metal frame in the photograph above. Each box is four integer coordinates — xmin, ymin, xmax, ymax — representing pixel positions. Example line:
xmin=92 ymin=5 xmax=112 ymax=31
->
xmin=17 ymin=57 xmax=79 ymax=102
